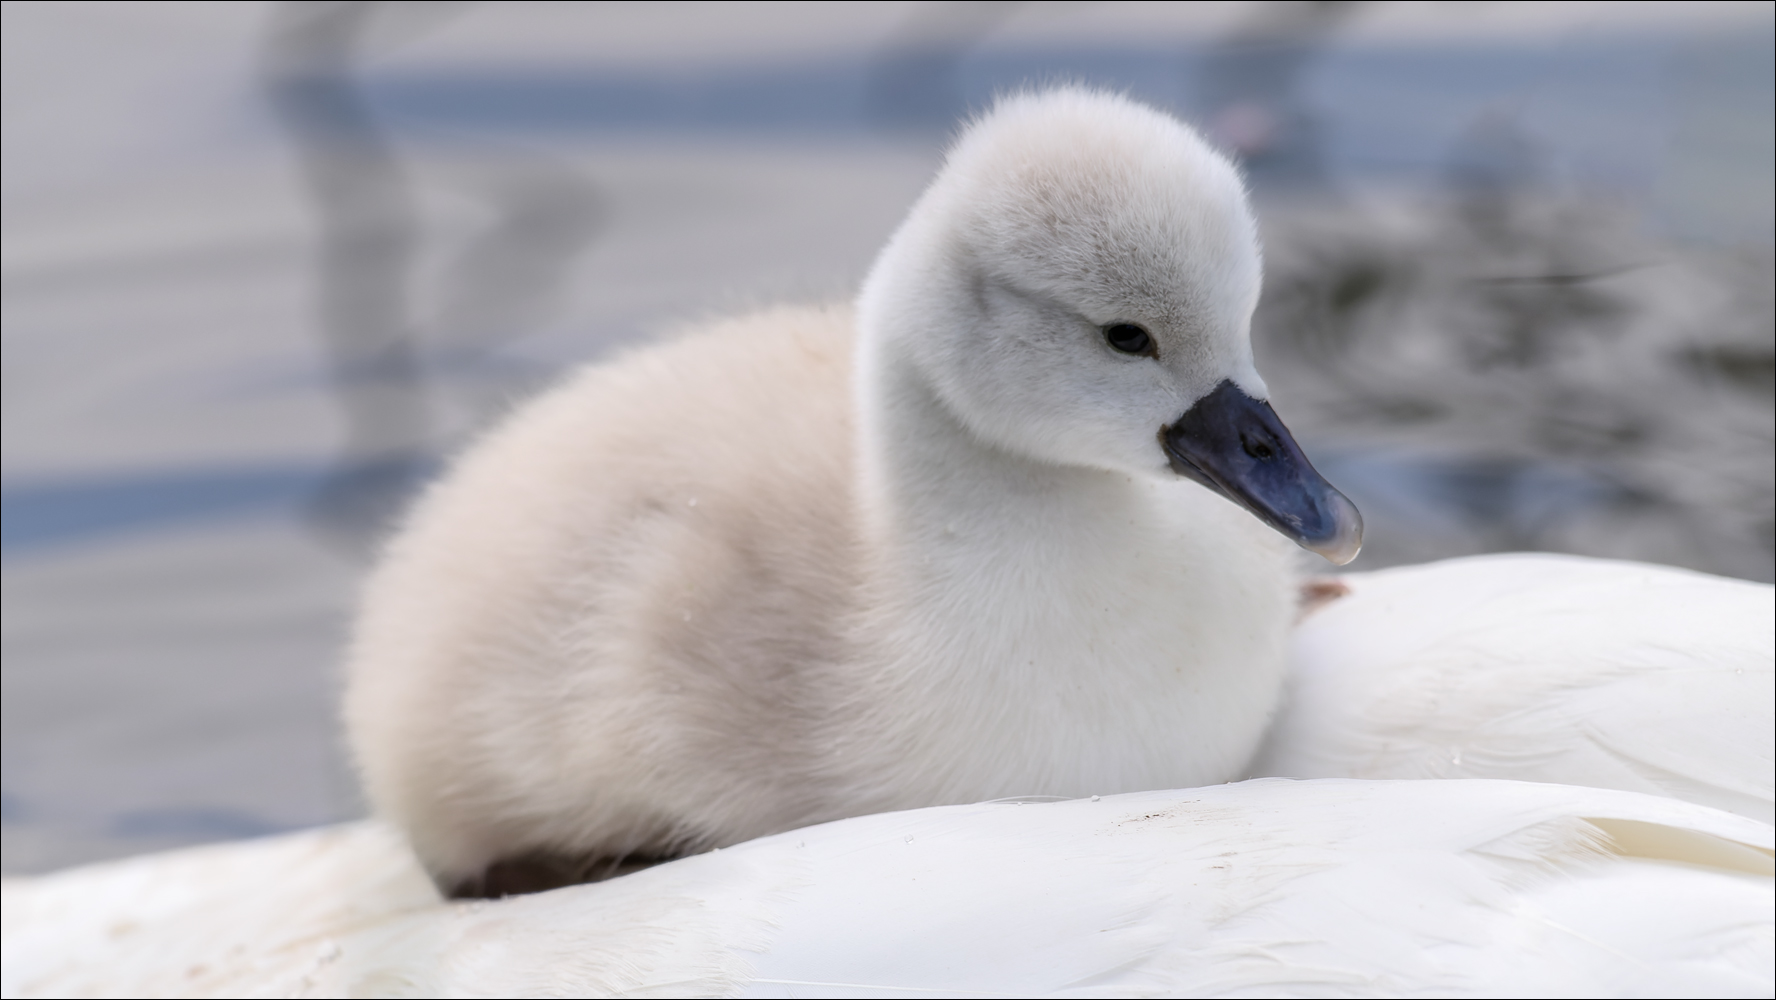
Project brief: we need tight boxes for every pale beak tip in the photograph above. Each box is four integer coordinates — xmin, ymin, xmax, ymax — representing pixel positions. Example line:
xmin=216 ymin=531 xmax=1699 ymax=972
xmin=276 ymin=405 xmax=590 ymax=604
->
xmin=1303 ymin=491 xmax=1364 ymax=566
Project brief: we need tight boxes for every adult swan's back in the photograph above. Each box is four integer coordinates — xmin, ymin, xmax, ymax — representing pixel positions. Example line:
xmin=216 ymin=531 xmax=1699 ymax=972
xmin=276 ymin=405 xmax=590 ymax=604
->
xmin=4 ymin=780 xmax=1770 ymax=997
xmin=1258 ymin=553 xmax=1775 ymax=825
xmin=345 ymin=88 xmax=1362 ymax=897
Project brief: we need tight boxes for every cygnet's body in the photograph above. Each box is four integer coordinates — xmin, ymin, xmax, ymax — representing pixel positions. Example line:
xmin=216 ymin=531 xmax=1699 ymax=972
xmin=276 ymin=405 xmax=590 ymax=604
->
xmin=346 ymin=89 xmax=1360 ymax=896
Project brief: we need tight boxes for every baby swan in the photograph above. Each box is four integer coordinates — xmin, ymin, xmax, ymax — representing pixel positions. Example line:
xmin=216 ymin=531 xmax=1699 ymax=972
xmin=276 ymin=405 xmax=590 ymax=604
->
xmin=346 ymin=88 xmax=1361 ymax=898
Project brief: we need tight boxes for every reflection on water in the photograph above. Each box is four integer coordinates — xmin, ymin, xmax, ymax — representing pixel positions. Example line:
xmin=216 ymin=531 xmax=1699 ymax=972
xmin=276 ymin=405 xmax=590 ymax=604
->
xmin=262 ymin=1 xmax=600 ymax=553
xmin=1257 ymin=190 xmax=1773 ymax=581
xmin=1317 ymin=451 xmax=1633 ymax=568
xmin=0 ymin=457 xmax=439 ymax=560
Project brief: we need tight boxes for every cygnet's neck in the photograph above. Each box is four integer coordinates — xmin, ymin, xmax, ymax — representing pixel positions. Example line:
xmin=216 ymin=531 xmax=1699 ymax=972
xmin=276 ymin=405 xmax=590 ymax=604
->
xmin=830 ymin=330 xmax=1297 ymax=812
xmin=857 ymin=345 xmax=1120 ymax=560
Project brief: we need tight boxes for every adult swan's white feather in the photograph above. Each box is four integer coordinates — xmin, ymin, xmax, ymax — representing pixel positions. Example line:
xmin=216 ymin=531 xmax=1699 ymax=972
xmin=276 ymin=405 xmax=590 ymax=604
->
xmin=345 ymin=87 xmax=1362 ymax=895
xmin=3 ymin=780 xmax=1770 ymax=998
xmin=1257 ymin=553 xmax=1776 ymax=825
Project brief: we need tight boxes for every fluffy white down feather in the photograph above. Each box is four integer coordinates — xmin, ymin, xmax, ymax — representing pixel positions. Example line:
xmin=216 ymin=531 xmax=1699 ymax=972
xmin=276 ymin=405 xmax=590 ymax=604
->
xmin=1257 ymin=554 xmax=1775 ymax=825
xmin=3 ymin=780 xmax=1770 ymax=999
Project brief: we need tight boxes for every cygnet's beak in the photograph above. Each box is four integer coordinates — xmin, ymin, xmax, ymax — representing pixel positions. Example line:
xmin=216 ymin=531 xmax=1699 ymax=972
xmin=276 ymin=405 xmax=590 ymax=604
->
xmin=1160 ymin=380 xmax=1363 ymax=565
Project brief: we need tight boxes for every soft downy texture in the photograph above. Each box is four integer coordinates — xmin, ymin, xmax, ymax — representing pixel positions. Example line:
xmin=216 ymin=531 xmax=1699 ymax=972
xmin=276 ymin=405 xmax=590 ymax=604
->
xmin=1254 ymin=553 xmax=1776 ymax=825
xmin=2 ymin=779 xmax=1770 ymax=998
xmin=345 ymin=87 xmax=1318 ymax=892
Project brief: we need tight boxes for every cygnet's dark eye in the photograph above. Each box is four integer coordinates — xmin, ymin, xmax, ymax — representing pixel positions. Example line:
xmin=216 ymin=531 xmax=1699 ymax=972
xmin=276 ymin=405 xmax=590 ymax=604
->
xmin=1104 ymin=323 xmax=1155 ymax=357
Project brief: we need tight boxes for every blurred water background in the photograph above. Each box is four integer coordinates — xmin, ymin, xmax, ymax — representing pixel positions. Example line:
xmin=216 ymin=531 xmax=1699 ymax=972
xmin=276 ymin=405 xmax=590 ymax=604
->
xmin=4 ymin=1 xmax=1772 ymax=872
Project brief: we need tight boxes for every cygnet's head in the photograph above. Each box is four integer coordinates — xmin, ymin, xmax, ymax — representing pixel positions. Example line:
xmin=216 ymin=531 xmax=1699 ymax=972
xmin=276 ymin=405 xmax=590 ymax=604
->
xmin=858 ymin=88 xmax=1361 ymax=564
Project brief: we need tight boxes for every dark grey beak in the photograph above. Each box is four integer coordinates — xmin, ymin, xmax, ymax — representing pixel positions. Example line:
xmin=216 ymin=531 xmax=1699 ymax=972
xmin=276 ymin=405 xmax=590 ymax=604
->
xmin=1160 ymin=380 xmax=1363 ymax=565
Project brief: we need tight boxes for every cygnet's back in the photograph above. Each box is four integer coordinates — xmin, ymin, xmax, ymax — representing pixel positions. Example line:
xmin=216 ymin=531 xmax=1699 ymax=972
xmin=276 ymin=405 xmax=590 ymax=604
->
xmin=348 ymin=307 xmax=861 ymax=896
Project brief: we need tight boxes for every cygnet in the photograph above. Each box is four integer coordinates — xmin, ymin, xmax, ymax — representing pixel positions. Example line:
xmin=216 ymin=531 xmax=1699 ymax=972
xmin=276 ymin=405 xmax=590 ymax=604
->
xmin=345 ymin=88 xmax=1362 ymax=897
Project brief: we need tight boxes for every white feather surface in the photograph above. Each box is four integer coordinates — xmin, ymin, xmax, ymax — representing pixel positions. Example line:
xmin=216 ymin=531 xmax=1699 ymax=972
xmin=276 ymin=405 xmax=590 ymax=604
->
xmin=4 ymin=778 xmax=1771 ymax=998
xmin=1256 ymin=554 xmax=1776 ymax=824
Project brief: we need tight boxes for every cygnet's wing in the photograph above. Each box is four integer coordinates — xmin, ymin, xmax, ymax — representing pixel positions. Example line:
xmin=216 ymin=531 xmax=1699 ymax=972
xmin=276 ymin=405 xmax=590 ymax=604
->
xmin=4 ymin=780 xmax=1771 ymax=998
xmin=1258 ymin=553 xmax=1775 ymax=824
